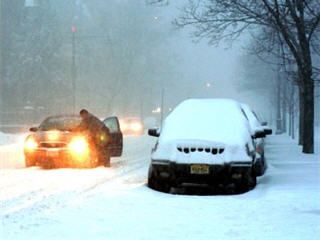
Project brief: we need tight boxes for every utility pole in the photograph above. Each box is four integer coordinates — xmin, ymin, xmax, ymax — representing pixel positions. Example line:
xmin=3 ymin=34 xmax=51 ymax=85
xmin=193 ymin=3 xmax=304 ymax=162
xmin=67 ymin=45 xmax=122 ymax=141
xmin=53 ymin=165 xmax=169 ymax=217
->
xmin=160 ymin=87 xmax=164 ymax=128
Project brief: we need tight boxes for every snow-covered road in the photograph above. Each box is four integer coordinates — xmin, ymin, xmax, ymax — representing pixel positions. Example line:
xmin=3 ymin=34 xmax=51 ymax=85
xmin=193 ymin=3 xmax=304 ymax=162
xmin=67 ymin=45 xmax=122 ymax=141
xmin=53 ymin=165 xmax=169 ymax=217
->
xmin=0 ymin=134 xmax=319 ymax=240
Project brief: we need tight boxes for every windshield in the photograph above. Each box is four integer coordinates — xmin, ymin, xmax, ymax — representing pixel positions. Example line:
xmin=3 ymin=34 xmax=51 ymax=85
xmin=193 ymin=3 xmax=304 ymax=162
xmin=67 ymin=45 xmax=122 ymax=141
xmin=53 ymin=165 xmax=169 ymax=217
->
xmin=38 ymin=116 xmax=81 ymax=131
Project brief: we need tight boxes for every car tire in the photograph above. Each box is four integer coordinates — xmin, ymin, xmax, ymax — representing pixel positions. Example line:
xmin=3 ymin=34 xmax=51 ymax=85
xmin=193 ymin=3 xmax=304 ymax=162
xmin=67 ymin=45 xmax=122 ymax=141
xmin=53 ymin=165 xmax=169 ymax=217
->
xmin=254 ymin=155 xmax=267 ymax=177
xmin=236 ymin=168 xmax=256 ymax=193
xmin=103 ymin=156 xmax=111 ymax=168
xmin=254 ymin=159 xmax=264 ymax=177
xmin=148 ymin=166 xmax=171 ymax=193
xmin=100 ymin=151 xmax=111 ymax=168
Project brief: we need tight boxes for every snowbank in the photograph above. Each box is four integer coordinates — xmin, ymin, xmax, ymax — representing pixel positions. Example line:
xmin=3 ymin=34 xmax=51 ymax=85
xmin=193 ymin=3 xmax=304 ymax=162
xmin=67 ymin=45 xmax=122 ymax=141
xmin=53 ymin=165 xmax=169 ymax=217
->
xmin=0 ymin=132 xmax=20 ymax=145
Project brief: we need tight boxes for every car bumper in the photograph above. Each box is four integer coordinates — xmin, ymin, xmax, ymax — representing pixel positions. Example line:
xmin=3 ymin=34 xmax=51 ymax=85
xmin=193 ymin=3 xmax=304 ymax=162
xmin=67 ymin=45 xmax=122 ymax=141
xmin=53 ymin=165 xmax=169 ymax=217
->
xmin=150 ymin=160 xmax=253 ymax=187
xmin=24 ymin=149 xmax=92 ymax=168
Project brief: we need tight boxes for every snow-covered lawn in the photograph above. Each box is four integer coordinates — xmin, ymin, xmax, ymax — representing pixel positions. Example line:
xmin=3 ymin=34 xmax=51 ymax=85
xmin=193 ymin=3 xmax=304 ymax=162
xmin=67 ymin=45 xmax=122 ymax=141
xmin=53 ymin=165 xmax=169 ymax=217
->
xmin=0 ymin=133 xmax=319 ymax=240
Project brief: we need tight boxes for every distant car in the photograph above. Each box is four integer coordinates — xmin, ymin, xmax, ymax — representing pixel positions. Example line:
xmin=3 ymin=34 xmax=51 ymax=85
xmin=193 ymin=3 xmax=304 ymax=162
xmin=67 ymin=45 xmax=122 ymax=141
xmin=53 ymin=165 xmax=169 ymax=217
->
xmin=24 ymin=115 xmax=123 ymax=168
xmin=147 ymin=99 xmax=265 ymax=193
xmin=119 ymin=117 xmax=144 ymax=136
xmin=240 ymin=103 xmax=272 ymax=176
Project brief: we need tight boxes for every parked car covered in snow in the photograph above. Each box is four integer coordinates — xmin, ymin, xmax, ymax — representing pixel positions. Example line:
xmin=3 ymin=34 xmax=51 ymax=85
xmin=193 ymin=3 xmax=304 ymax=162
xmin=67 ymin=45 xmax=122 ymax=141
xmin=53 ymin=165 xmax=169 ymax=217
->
xmin=240 ymin=103 xmax=272 ymax=176
xmin=147 ymin=99 xmax=265 ymax=193
xmin=24 ymin=115 xmax=123 ymax=168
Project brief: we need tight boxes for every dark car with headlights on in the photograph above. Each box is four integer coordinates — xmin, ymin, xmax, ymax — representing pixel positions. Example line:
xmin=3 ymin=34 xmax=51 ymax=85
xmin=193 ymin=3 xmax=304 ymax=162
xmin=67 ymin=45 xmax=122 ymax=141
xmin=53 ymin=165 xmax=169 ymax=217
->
xmin=24 ymin=115 xmax=123 ymax=168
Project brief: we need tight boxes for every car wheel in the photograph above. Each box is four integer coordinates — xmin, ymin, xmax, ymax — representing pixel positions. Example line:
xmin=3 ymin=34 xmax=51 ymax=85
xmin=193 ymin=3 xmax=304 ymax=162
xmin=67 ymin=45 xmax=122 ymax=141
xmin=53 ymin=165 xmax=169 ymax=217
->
xmin=98 ymin=151 xmax=110 ymax=168
xmin=236 ymin=168 xmax=256 ymax=193
xmin=148 ymin=166 xmax=171 ymax=193
xmin=254 ymin=159 xmax=264 ymax=177
xmin=103 ymin=155 xmax=111 ymax=168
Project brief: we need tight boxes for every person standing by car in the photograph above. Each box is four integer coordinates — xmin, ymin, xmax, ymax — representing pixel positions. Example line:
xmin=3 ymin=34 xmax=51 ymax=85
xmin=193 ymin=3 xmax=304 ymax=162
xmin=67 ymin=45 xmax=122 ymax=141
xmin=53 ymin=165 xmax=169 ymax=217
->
xmin=78 ymin=109 xmax=111 ymax=167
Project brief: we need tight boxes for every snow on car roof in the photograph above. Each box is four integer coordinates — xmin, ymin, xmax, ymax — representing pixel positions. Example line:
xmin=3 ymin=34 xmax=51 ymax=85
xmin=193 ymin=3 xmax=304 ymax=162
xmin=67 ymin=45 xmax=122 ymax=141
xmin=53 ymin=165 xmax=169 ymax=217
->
xmin=160 ymin=98 xmax=251 ymax=145
xmin=240 ymin=103 xmax=263 ymax=133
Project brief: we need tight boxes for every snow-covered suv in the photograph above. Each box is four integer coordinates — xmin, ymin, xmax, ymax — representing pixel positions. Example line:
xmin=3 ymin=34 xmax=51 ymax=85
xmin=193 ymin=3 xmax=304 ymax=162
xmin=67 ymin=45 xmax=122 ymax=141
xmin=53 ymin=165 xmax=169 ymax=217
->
xmin=147 ymin=99 xmax=266 ymax=193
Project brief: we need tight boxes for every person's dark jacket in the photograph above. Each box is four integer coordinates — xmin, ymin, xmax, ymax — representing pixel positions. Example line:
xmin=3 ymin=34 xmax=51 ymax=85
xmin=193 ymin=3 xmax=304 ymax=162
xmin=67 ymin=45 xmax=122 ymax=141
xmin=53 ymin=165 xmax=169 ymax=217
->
xmin=78 ymin=113 xmax=110 ymax=146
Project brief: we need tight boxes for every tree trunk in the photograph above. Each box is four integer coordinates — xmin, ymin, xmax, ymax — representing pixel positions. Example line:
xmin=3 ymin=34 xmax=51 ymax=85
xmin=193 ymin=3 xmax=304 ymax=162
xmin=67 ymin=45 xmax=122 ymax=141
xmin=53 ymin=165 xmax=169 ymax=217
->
xmin=298 ymin=87 xmax=304 ymax=145
xmin=281 ymin=77 xmax=287 ymax=133
xmin=290 ymin=84 xmax=296 ymax=140
xmin=282 ymin=98 xmax=287 ymax=133
xmin=291 ymin=108 xmax=295 ymax=140
xmin=276 ymin=73 xmax=283 ymax=134
xmin=289 ymin=106 xmax=292 ymax=137
xmin=302 ymin=80 xmax=314 ymax=153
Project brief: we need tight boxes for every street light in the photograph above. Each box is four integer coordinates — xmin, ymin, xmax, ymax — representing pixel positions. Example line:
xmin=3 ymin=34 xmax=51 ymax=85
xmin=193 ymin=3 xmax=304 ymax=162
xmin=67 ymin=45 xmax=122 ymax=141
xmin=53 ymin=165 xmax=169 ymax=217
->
xmin=152 ymin=107 xmax=161 ymax=114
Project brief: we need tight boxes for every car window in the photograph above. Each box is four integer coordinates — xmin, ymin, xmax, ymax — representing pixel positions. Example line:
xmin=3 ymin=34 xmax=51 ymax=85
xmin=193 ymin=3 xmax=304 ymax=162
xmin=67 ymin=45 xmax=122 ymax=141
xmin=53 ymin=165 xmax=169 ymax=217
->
xmin=104 ymin=117 xmax=120 ymax=133
xmin=39 ymin=116 xmax=81 ymax=131
xmin=240 ymin=108 xmax=249 ymax=121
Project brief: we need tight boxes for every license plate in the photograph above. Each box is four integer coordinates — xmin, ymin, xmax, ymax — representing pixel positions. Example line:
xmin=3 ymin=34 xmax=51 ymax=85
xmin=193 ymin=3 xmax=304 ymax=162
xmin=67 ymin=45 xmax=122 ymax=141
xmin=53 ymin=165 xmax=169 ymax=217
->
xmin=190 ymin=164 xmax=210 ymax=174
xmin=47 ymin=151 xmax=59 ymax=158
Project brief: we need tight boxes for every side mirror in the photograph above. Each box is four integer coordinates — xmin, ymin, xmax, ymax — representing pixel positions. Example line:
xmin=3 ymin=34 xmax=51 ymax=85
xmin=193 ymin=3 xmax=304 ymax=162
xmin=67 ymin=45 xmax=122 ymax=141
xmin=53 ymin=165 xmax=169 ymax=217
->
xmin=261 ymin=121 xmax=268 ymax=126
xmin=264 ymin=128 xmax=272 ymax=135
xmin=148 ymin=128 xmax=160 ymax=137
xmin=29 ymin=127 xmax=38 ymax=132
xmin=253 ymin=131 xmax=266 ymax=139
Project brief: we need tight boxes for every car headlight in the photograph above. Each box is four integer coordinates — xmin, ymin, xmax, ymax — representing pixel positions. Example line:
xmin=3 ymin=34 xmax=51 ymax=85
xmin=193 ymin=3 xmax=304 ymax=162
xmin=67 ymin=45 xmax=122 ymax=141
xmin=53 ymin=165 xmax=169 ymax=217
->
xmin=120 ymin=121 xmax=127 ymax=131
xmin=68 ymin=137 xmax=89 ymax=156
xmin=24 ymin=137 xmax=38 ymax=152
xmin=131 ymin=122 xmax=143 ymax=132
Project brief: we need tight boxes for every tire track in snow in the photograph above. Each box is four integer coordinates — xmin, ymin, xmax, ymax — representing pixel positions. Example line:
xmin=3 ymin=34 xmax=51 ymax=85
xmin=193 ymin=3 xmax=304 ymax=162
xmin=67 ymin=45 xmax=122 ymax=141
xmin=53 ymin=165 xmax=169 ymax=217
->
xmin=1 ymin=136 xmax=154 ymax=222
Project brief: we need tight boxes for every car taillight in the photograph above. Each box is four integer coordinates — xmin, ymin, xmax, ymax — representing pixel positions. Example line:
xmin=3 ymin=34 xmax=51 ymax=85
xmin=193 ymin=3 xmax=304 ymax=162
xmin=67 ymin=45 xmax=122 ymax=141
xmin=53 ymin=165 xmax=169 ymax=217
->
xmin=256 ymin=146 xmax=263 ymax=154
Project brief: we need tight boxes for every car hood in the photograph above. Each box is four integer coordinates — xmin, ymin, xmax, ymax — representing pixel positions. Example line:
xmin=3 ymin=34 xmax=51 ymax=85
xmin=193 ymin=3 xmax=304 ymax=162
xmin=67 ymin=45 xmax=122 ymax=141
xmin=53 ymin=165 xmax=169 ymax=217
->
xmin=27 ymin=130 xmax=82 ymax=144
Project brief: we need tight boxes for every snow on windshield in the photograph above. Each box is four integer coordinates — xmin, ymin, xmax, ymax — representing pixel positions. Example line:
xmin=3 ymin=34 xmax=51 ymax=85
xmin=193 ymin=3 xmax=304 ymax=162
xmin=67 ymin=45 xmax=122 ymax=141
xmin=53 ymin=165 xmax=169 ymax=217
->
xmin=160 ymin=99 xmax=251 ymax=146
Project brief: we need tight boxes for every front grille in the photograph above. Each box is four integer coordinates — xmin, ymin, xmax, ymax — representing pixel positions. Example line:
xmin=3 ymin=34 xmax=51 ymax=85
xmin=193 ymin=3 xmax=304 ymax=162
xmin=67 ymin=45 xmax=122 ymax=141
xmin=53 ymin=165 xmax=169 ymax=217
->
xmin=39 ymin=142 xmax=67 ymax=148
xmin=177 ymin=147 xmax=224 ymax=155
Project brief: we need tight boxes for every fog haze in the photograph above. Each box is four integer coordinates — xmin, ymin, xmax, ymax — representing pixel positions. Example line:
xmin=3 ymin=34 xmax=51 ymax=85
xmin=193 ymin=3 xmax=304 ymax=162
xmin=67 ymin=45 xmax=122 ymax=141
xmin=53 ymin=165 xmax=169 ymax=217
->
xmin=0 ymin=0 xmax=275 ymax=125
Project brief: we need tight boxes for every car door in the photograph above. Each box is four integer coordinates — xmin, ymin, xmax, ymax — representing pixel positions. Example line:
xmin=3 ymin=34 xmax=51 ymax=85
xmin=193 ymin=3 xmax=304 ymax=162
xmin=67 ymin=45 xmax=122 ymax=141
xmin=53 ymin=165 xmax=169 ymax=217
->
xmin=103 ymin=116 xmax=123 ymax=157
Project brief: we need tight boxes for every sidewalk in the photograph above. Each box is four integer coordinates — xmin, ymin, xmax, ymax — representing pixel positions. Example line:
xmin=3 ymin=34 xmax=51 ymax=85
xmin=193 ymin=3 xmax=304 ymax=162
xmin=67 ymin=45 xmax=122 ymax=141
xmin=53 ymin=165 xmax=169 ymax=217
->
xmin=265 ymin=134 xmax=319 ymax=164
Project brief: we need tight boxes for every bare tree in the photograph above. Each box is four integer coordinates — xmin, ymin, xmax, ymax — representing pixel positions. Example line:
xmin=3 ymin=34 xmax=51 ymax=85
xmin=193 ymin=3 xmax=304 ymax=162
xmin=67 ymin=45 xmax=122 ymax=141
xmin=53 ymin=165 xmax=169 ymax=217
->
xmin=172 ymin=0 xmax=320 ymax=154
